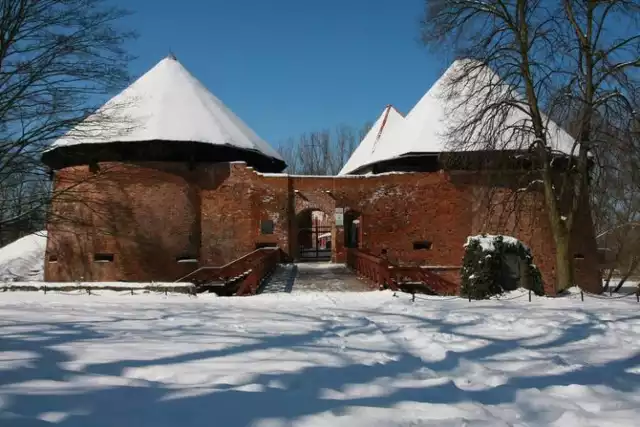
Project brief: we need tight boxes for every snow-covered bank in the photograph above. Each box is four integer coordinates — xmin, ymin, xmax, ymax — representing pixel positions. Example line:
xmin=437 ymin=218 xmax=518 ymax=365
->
xmin=0 ymin=232 xmax=46 ymax=282
xmin=1 ymin=291 xmax=639 ymax=426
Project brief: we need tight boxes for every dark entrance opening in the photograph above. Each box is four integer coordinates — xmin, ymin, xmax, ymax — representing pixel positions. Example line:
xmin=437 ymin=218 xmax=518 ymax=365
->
xmin=297 ymin=209 xmax=331 ymax=261
xmin=344 ymin=211 xmax=362 ymax=249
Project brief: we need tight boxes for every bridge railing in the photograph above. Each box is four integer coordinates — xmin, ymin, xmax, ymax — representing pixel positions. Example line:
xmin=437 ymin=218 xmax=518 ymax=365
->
xmin=236 ymin=248 xmax=281 ymax=295
xmin=346 ymin=248 xmax=392 ymax=290
xmin=175 ymin=247 xmax=281 ymax=296
xmin=346 ymin=248 xmax=459 ymax=295
xmin=389 ymin=266 xmax=459 ymax=295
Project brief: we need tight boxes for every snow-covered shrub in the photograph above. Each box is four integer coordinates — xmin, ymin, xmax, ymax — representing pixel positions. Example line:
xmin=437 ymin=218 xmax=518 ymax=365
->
xmin=461 ymin=235 xmax=544 ymax=299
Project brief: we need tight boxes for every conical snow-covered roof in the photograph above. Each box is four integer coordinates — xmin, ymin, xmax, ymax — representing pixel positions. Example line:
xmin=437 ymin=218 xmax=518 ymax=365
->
xmin=338 ymin=105 xmax=404 ymax=175
xmin=44 ymin=55 xmax=285 ymax=171
xmin=340 ymin=59 xmax=575 ymax=175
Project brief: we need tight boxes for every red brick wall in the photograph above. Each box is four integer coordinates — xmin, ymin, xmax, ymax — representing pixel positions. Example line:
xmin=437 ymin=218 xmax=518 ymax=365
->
xmin=464 ymin=172 xmax=601 ymax=294
xmin=45 ymin=161 xmax=601 ymax=293
xmin=46 ymin=162 xmax=201 ymax=282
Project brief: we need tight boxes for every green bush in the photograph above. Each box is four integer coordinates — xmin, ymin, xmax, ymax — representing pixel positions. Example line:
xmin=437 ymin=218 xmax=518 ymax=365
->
xmin=461 ymin=235 xmax=544 ymax=299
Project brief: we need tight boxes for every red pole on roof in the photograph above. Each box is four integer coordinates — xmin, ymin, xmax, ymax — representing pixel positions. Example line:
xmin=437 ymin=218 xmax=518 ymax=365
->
xmin=372 ymin=105 xmax=393 ymax=153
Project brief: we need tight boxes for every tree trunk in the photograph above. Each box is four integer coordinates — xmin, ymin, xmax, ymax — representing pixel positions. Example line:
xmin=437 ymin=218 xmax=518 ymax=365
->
xmin=555 ymin=231 xmax=574 ymax=293
xmin=614 ymin=256 xmax=640 ymax=293
xmin=603 ymin=267 xmax=614 ymax=292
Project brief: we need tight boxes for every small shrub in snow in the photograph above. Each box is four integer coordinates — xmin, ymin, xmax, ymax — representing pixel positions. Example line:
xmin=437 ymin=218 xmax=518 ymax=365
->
xmin=461 ymin=235 xmax=544 ymax=299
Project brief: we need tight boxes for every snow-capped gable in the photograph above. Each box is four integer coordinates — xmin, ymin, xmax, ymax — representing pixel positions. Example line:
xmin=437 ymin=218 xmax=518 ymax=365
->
xmin=50 ymin=56 xmax=283 ymax=161
xmin=339 ymin=105 xmax=404 ymax=175
xmin=341 ymin=59 xmax=576 ymax=174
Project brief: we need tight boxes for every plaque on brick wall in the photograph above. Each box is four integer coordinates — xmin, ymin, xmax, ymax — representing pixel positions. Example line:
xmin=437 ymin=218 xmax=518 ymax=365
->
xmin=335 ymin=208 xmax=344 ymax=226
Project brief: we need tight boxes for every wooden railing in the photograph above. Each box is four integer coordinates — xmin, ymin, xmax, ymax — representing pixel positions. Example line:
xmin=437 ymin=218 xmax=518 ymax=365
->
xmin=235 ymin=248 xmax=281 ymax=296
xmin=346 ymin=248 xmax=459 ymax=295
xmin=175 ymin=247 xmax=281 ymax=296
xmin=390 ymin=266 xmax=459 ymax=296
xmin=346 ymin=248 xmax=392 ymax=289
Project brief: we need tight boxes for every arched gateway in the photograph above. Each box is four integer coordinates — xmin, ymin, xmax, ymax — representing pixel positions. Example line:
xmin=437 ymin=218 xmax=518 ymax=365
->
xmin=295 ymin=209 xmax=332 ymax=261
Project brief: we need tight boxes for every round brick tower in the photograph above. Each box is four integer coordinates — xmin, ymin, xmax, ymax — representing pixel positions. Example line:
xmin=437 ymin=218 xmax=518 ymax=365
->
xmin=43 ymin=55 xmax=285 ymax=282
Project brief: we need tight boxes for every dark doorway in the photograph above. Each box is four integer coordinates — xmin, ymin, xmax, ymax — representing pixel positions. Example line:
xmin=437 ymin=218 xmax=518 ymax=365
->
xmin=297 ymin=209 xmax=331 ymax=261
xmin=344 ymin=211 xmax=362 ymax=249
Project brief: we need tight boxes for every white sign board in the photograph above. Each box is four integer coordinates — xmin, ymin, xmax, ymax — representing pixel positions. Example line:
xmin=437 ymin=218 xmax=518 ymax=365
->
xmin=335 ymin=213 xmax=344 ymax=226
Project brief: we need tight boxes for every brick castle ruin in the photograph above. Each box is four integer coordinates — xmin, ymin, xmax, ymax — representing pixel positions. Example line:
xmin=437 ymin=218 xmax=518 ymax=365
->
xmin=42 ymin=56 xmax=601 ymax=294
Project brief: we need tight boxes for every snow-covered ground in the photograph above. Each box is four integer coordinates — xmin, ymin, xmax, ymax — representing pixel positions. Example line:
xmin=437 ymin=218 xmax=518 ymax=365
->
xmin=0 ymin=232 xmax=46 ymax=282
xmin=1 ymin=282 xmax=193 ymax=290
xmin=1 ymin=290 xmax=639 ymax=426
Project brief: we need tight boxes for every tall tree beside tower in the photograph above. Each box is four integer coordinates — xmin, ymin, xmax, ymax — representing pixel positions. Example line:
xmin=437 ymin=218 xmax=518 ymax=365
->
xmin=421 ymin=0 xmax=640 ymax=292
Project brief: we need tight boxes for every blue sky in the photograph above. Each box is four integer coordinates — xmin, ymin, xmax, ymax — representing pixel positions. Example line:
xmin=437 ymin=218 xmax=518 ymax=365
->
xmin=111 ymin=0 xmax=452 ymax=145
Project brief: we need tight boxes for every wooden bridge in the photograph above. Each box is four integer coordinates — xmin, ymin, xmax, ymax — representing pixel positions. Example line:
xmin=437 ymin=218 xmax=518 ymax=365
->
xmin=175 ymin=247 xmax=459 ymax=297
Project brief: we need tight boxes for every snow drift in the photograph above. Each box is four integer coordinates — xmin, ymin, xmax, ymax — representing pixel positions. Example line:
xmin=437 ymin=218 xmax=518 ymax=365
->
xmin=0 ymin=231 xmax=46 ymax=282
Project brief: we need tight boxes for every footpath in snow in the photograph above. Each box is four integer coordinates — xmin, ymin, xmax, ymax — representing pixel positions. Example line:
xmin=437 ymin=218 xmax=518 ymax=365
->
xmin=260 ymin=263 xmax=370 ymax=293
xmin=1 ymin=290 xmax=639 ymax=426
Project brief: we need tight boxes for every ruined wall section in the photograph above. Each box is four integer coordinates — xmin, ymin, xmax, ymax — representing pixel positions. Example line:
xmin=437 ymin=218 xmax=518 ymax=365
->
xmin=198 ymin=163 xmax=291 ymax=265
xmin=251 ymin=168 xmax=474 ymax=269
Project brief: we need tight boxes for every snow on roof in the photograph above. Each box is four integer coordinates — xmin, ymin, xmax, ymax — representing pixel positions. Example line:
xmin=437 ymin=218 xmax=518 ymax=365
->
xmin=339 ymin=105 xmax=404 ymax=175
xmin=49 ymin=55 xmax=283 ymax=162
xmin=0 ymin=231 xmax=46 ymax=282
xmin=340 ymin=59 xmax=576 ymax=175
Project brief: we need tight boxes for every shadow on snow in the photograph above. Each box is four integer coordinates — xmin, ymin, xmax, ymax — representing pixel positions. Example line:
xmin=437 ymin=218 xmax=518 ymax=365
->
xmin=1 ymin=303 xmax=639 ymax=426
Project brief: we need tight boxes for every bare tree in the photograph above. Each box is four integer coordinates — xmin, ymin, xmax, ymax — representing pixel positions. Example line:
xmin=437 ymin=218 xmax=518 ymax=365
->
xmin=0 ymin=0 xmax=135 ymax=243
xmin=592 ymin=116 xmax=640 ymax=291
xmin=421 ymin=0 xmax=640 ymax=292
xmin=277 ymin=122 xmax=372 ymax=175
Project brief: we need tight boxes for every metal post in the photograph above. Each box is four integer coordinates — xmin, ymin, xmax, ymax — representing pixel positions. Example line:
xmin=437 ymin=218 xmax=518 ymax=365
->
xmin=581 ymin=290 xmax=584 ymax=301
xmin=412 ymin=292 xmax=415 ymax=303
xmin=529 ymin=289 xmax=531 ymax=302
xmin=637 ymin=290 xmax=639 ymax=303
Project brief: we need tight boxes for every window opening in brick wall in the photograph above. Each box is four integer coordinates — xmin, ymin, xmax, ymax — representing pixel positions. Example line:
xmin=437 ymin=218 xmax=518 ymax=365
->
xmin=94 ymin=253 xmax=114 ymax=263
xmin=176 ymin=256 xmax=198 ymax=263
xmin=413 ymin=241 xmax=433 ymax=250
xmin=89 ymin=161 xmax=100 ymax=173
xmin=574 ymin=253 xmax=585 ymax=260
xmin=261 ymin=220 xmax=274 ymax=235
xmin=256 ymin=242 xmax=278 ymax=249
xmin=48 ymin=255 xmax=58 ymax=263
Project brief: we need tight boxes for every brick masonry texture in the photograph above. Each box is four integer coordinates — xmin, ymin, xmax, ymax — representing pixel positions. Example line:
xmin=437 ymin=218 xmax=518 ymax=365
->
xmin=45 ymin=161 xmax=602 ymax=294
